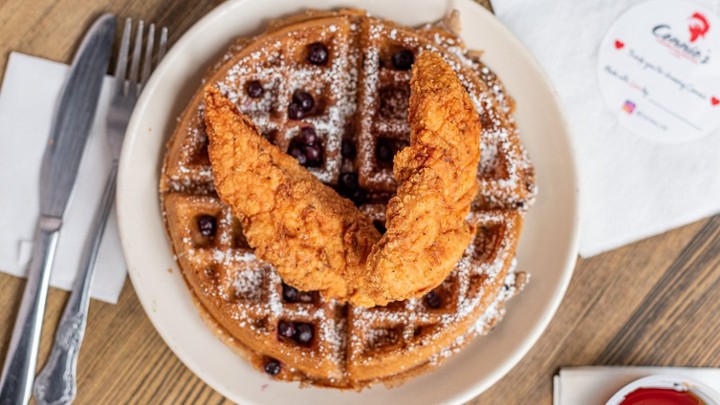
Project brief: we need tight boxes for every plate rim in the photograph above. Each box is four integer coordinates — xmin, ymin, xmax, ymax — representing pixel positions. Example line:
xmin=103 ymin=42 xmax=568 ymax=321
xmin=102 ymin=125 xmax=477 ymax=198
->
xmin=117 ymin=0 xmax=580 ymax=403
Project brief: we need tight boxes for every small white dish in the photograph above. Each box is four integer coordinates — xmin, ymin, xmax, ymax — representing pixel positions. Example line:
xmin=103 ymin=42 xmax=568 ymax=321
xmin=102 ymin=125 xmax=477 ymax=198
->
xmin=116 ymin=0 xmax=580 ymax=403
xmin=606 ymin=375 xmax=720 ymax=405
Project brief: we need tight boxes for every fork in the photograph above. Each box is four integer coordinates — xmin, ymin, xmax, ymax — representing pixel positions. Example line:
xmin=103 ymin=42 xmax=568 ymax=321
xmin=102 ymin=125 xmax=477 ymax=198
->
xmin=32 ymin=18 xmax=167 ymax=405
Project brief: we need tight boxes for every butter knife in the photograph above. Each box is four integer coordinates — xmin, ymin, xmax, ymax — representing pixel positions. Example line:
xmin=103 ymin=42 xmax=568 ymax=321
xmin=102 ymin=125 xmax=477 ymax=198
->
xmin=0 ymin=14 xmax=116 ymax=405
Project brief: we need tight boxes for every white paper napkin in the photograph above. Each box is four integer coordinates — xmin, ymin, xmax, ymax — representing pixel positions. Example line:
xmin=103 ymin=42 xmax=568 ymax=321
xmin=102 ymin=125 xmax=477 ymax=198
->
xmin=0 ymin=52 xmax=127 ymax=304
xmin=491 ymin=0 xmax=720 ymax=257
xmin=554 ymin=366 xmax=720 ymax=404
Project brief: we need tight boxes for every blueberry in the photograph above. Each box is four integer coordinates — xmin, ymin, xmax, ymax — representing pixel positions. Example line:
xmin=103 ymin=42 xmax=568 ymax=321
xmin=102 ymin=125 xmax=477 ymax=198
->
xmin=376 ymin=139 xmax=408 ymax=165
xmin=341 ymin=140 xmax=356 ymax=158
xmin=392 ymin=50 xmax=415 ymax=70
xmin=336 ymin=172 xmax=365 ymax=205
xmin=197 ymin=215 xmax=216 ymax=237
xmin=294 ymin=323 xmax=314 ymax=345
xmin=288 ymin=102 xmax=304 ymax=120
xmin=264 ymin=359 xmax=281 ymax=376
xmin=289 ymin=147 xmax=307 ymax=166
xmin=307 ymin=42 xmax=329 ymax=65
xmin=373 ymin=220 xmax=386 ymax=234
xmin=340 ymin=172 xmax=359 ymax=191
xmin=278 ymin=321 xmax=295 ymax=338
xmin=245 ymin=80 xmax=264 ymax=98
xmin=300 ymin=127 xmax=318 ymax=146
xmin=424 ymin=291 xmax=442 ymax=309
xmin=293 ymin=91 xmax=314 ymax=112
xmin=347 ymin=189 xmax=367 ymax=207
xmin=289 ymin=130 xmax=322 ymax=167
xmin=376 ymin=142 xmax=394 ymax=164
xmin=304 ymin=145 xmax=322 ymax=165
xmin=282 ymin=283 xmax=298 ymax=302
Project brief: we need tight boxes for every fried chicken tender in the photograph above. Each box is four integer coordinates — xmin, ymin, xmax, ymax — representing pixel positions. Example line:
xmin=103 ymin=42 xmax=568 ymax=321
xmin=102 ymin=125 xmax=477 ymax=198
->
xmin=204 ymin=51 xmax=480 ymax=307
xmin=361 ymin=52 xmax=481 ymax=304
xmin=204 ymin=87 xmax=381 ymax=302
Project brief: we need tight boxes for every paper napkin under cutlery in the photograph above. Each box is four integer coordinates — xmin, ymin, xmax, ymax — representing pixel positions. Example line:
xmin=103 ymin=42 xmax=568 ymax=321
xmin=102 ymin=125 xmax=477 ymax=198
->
xmin=492 ymin=0 xmax=720 ymax=257
xmin=554 ymin=366 xmax=720 ymax=404
xmin=0 ymin=52 xmax=126 ymax=304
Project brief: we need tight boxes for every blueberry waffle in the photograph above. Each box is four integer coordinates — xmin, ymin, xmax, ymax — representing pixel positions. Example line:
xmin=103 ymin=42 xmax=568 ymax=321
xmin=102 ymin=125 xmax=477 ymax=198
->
xmin=160 ymin=9 xmax=535 ymax=389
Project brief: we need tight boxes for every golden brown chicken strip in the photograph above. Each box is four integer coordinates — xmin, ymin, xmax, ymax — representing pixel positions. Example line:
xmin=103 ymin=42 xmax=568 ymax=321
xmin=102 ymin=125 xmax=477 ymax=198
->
xmin=204 ymin=51 xmax=480 ymax=307
xmin=362 ymin=52 xmax=482 ymax=304
xmin=204 ymin=87 xmax=381 ymax=302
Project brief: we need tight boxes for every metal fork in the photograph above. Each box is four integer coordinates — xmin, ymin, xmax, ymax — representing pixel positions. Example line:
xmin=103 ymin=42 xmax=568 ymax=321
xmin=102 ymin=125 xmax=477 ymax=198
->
xmin=33 ymin=19 xmax=167 ymax=405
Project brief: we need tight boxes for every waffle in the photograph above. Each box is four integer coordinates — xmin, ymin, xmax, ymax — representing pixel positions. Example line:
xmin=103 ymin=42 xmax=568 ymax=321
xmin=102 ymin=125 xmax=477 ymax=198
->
xmin=160 ymin=9 xmax=535 ymax=389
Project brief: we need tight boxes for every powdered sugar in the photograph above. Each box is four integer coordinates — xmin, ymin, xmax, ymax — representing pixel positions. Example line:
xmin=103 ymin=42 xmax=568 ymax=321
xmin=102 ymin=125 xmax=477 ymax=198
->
xmin=349 ymin=209 xmax=522 ymax=366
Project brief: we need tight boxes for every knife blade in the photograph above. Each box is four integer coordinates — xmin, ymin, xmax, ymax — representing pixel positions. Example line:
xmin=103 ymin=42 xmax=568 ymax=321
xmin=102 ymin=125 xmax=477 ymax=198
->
xmin=0 ymin=14 xmax=116 ymax=405
xmin=40 ymin=15 xmax=117 ymax=218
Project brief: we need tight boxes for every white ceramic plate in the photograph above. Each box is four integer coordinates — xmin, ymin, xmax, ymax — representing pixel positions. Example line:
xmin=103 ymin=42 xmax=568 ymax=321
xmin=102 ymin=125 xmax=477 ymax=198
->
xmin=117 ymin=0 xmax=580 ymax=403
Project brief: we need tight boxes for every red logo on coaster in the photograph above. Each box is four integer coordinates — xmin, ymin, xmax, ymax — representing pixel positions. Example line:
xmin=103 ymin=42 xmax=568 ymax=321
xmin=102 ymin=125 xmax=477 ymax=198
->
xmin=711 ymin=96 xmax=719 ymax=106
xmin=689 ymin=12 xmax=710 ymax=42
xmin=615 ymin=40 xmax=625 ymax=49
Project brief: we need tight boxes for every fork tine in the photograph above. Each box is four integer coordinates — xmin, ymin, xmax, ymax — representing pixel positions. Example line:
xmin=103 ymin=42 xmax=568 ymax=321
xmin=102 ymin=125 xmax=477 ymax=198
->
xmin=140 ymin=24 xmax=155 ymax=87
xmin=157 ymin=27 xmax=168 ymax=64
xmin=128 ymin=20 xmax=143 ymax=94
xmin=113 ymin=18 xmax=132 ymax=95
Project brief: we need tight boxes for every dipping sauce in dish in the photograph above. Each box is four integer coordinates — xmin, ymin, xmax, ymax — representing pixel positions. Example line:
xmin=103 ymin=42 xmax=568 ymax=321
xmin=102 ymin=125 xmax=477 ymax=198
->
xmin=619 ymin=387 xmax=705 ymax=405
xmin=606 ymin=375 xmax=720 ymax=405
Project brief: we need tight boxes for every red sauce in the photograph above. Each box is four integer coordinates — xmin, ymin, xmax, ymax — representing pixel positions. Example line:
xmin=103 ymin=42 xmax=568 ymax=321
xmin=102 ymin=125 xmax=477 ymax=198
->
xmin=620 ymin=387 xmax=705 ymax=405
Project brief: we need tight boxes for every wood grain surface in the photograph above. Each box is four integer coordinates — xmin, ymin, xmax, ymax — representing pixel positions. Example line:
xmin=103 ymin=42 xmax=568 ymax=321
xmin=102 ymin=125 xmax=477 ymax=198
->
xmin=1 ymin=0 xmax=718 ymax=403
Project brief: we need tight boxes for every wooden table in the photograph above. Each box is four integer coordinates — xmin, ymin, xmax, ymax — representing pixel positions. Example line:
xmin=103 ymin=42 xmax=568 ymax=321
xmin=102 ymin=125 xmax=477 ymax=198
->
xmin=2 ymin=0 xmax=720 ymax=403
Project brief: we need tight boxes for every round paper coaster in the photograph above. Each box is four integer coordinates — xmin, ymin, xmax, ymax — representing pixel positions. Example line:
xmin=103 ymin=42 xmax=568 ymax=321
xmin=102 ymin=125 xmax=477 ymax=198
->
xmin=598 ymin=0 xmax=720 ymax=143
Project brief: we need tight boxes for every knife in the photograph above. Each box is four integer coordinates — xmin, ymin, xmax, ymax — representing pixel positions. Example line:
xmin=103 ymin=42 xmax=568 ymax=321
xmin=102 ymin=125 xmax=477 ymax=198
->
xmin=0 ymin=14 xmax=116 ymax=405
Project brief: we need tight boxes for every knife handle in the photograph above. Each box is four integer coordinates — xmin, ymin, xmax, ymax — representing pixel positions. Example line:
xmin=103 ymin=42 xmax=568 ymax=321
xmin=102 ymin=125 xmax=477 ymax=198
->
xmin=0 ymin=217 xmax=62 ymax=405
xmin=33 ymin=163 xmax=117 ymax=405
